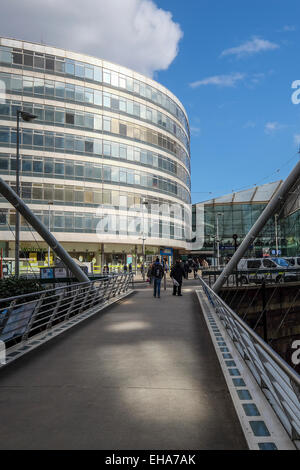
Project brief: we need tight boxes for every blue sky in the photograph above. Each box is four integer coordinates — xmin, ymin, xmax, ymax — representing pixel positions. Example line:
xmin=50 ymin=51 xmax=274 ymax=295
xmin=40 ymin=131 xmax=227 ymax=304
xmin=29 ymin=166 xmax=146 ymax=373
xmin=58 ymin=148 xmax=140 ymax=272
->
xmin=153 ymin=0 xmax=300 ymax=203
xmin=1 ymin=0 xmax=300 ymax=204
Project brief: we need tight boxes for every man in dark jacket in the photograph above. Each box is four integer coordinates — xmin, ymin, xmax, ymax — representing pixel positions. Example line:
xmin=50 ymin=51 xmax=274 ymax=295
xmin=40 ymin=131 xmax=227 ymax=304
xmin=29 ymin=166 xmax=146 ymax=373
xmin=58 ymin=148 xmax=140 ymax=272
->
xmin=171 ymin=259 xmax=186 ymax=296
xmin=151 ymin=258 xmax=164 ymax=298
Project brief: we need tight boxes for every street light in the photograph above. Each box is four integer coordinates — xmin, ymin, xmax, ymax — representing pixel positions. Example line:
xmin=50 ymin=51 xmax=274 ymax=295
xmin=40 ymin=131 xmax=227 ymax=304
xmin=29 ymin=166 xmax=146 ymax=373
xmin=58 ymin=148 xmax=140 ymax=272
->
xmin=47 ymin=201 xmax=54 ymax=267
xmin=274 ymin=213 xmax=279 ymax=255
xmin=216 ymin=212 xmax=223 ymax=270
xmin=15 ymin=110 xmax=37 ymax=278
xmin=141 ymin=198 xmax=148 ymax=280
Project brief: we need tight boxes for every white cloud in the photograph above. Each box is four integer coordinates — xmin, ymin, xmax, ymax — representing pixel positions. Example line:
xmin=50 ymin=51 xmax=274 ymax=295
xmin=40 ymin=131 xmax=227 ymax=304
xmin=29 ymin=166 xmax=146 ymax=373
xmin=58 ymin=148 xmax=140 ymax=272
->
xmin=278 ymin=25 xmax=296 ymax=32
xmin=264 ymin=122 xmax=284 ymax=134
xmin=0 ymin=0 xmax=183 ymax=77
xmin=294 ymin=134 xmax=300 ymax=145
xmin=221 ymin=37 xmax=279 ymax=59
xmin=190 ymin=126 xmax=201 ymax=136
xmin=189 ymin=72 xmax=245 ymax=88
xmin=244 ymin=121 xmax=256 ymax=129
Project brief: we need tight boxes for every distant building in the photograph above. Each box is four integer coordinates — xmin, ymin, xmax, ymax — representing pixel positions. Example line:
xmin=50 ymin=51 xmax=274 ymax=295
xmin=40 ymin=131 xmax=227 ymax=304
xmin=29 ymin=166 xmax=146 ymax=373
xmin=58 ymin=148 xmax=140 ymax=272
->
xmin=192 ymin=179 xmax=300 ymax=262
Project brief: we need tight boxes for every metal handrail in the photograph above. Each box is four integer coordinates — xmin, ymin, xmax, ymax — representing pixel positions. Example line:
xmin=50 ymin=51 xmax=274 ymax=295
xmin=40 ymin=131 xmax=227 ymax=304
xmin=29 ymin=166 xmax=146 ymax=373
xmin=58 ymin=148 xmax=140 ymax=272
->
xmin=0 ymin=273 xmax=133 ymax=353
xmin=197 ymin=275 xmax=300 ymax=447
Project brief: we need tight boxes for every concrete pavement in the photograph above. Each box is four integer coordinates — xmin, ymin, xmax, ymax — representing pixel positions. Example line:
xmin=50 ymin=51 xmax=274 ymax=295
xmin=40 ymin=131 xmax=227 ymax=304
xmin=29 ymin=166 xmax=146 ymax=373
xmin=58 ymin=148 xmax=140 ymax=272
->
xmin=0 ymin=279 xmax=247 ymax=449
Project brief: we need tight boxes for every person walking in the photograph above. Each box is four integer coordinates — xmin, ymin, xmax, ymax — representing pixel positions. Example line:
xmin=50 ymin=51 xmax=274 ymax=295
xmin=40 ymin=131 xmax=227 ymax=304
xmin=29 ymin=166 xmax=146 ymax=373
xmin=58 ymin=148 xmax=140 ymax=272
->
xmin=193 ymin=259 xmax=199 ymax=279
xmin=184 ymin=260 xmax=190 ymax=279
xmin=151 ymin=258 xmax=164 ymax=298
xmin=162 ymin=257 xmax=169 ymax=290
xmin=147 ymin=263 xmax=153 ymax=284
xmin=171 ymin=259 xmax=186 ymax=296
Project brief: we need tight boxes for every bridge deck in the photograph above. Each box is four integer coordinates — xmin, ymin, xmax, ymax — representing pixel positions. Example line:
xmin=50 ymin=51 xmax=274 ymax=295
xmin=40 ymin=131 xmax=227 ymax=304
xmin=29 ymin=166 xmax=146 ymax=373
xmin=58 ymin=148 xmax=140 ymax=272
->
xmin=0 ymin=280 xmax=247 ymax=450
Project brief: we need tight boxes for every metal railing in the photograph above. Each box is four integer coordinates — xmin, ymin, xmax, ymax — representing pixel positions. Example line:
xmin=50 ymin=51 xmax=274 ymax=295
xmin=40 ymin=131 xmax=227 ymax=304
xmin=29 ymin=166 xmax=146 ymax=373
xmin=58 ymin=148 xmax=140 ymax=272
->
xmin=201 ymin=268 xmax=300 ymax=288
xmin=0 ymin=273 xmax=133 ymax=354
xmin=198 ymin=275 xmax=300 ymax=449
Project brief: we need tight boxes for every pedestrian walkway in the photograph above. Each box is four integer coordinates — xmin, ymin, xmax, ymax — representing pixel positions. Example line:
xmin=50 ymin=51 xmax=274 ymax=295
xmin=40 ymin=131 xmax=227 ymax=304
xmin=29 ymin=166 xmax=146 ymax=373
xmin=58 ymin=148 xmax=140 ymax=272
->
xmin=0 ymin=280 xmax=247 ymax=450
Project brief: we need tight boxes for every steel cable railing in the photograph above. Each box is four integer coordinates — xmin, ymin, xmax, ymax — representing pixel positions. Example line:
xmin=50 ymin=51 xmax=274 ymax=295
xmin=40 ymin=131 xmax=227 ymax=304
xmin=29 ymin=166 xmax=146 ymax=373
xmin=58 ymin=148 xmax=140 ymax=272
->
xmin=0 ymin=273 xmax=133 ymax=352
xmin=197 ymin=275 xmax=300 ymax=449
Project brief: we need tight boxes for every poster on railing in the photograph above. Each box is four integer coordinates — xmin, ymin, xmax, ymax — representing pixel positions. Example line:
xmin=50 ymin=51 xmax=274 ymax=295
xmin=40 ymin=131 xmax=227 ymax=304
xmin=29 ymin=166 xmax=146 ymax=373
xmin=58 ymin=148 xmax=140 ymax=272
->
xmin=0 ymin=301 xmax=37 ymax=342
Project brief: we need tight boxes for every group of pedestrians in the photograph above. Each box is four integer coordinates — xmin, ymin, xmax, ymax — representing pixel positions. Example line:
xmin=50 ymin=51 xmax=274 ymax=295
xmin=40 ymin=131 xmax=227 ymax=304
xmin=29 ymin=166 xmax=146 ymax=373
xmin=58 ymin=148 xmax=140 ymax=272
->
xmin=148 ymin=257 xmax=186 ymax=298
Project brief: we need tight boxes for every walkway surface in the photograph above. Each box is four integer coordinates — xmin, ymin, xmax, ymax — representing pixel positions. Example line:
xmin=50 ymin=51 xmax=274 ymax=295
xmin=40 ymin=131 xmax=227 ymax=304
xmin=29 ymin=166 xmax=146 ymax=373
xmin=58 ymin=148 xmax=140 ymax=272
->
xmin=0 ymin=280 xmax=247 ymax=450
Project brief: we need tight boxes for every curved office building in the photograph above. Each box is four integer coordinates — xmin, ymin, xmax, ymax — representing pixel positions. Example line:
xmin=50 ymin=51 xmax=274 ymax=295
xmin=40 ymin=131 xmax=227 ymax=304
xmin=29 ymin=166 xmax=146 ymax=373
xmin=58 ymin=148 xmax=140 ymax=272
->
xmin=0 ymin=37 xmax=191 ymax=268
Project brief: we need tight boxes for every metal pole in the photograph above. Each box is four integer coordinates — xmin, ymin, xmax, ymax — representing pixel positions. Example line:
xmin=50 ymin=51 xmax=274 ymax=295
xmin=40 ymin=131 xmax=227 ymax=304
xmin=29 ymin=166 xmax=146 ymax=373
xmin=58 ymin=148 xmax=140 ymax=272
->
xmin=275 ymin=213 xmax=279 ymax=255
xmin=142 ymin=200 xmax=145 ymax=280
xmin=213 ymin=160 xmax=300 ymax=293
xmin=48 ymin=202 xmax=52 ymax=267
xmin=15 ymin=110 xmax=20 ymax=278
xmin=216 ymin=215 xmax=220 ymax=270
xmin=0 ymin=177 xmax=89 ymax=283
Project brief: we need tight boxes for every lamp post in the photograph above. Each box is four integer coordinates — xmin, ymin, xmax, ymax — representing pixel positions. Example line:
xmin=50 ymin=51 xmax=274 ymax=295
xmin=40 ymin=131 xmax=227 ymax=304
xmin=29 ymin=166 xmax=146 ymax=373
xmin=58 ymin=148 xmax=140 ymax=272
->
xmin=216 ymin=212 xmax=222 ymax=269
xmin=141 ymin=198 xmax=148 ymax=280
xmin=274 ymin=213 xmax=279 ymax=255
xmin=47 ymin=201 xmax=54 ymax=267
xmin=15 ymin=110 xmax=37 ymax=278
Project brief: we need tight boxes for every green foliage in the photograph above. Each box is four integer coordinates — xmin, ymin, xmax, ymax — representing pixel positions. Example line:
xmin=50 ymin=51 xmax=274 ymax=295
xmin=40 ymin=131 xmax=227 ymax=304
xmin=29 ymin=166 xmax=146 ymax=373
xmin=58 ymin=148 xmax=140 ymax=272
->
xmin=0 ymin=276 xmax=43 ymax=299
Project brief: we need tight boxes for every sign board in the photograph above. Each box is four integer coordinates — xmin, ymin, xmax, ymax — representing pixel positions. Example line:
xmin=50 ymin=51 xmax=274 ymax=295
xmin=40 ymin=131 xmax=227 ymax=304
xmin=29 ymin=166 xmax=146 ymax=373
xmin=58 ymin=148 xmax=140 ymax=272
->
xmin=0 ymin=301 xmax=37 ymax=342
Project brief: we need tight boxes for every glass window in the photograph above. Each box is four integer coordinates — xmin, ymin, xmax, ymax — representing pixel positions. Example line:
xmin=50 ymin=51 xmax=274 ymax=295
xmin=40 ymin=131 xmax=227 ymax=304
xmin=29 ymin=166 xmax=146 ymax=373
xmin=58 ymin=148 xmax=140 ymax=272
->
xmin=84 ymin=114 xmax=94 ymax=128
xmin=33 ymin=133 xmax=44 ymax=147
xmin=55 ymin=109 xmax=64 ymax=123
xmin=0 ymin=49 xmax=12 ymax=64
xmin=66 ymin=59 xmax=75 ymax=75
xmin=85 ymin=90 xmax=93 ymax=104
xmin=45 ymin=133 xmax=54 ymax=148
xmin=11 ymin=76 xmax=22 ymax=92
xmin=103 ymin=70 xmax=111 ymax=84
xmin=44 ymin=160 xmax=54 ymax=174
xmin=66 ymin=112 xmax=75 ymax=125
xmin=24 ymin=54 xmax=33 ymax=67
xmin=45 ymin=57 xmax=55 ymax=71
xmin=55 ymin=60 xmax=65 ymax=73
xmin=75 ymin=112 xmax=84 ymax=127
xmin=0 ymin=156 xmax=8 ymax=170
xmin=84 ymin=66 xmax=94 ymax=80
xmin=75 ymin=164 xmax=84 ymax=177
xmin=33 ymin=160 xmax=43 ymax=173
xmin=65 ymin=135 xmax=74 ymax=151
xmin=119 ymin=145 xmax=127 ymax=159
xmin=75 ymin=63 xmax=85 ymax=78
xmin=12 ymin=52 xmax=22 ymax=65
xmin=85 ymin=140 xmax=94 ymax=153
xmin=94 ymin=90 xmax=102 ymax=106
xmin=103 ymin=94 xmax=111 ymax=107
xmin=75 ymin=86 xmax=84 ymax=102
xmin=22 ymin=159 xmax=32 ymax=172
xmin=103 ymin=118 xmax=111 ymax=132
xmin=55 ymin=81 xmax=65 ymax=98
xmin=34 ymin=55 xmax=45 ymax=69
xmin=45 ymin=80 xmax=55 ymax=96
xmin=65 ymin=162 xmax=74 ymax=177
xmin=45 ymin=108 xmax=55 ymax=122
xmin=23 ymin=78 xmax=33 ymax=94
xmin=119 ymin=123 xmax=127 ymax=136
xmin=55 ymin=162 xmax=64 ymax=175
xmin=94 ymin=66 xmax=102 ymax=82
xmin=65 ymin=84 xmax=75 ymax=100
xmin=0 ymin=103 xmax=10 ymax=116
xmin=103 ymin=142 xmax=111 ymax=156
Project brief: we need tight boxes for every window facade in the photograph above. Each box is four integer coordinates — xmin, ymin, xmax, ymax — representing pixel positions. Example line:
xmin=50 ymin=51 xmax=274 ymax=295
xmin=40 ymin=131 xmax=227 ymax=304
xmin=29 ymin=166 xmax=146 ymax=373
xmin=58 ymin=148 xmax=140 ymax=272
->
xmin=0 ymin=38 xmax=191 ymax=249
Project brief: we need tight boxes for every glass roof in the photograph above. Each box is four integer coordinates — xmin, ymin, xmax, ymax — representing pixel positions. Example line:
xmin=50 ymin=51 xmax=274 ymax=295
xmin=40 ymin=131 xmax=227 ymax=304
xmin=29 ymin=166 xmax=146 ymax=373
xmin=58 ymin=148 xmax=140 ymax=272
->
xmin=201 ymin=180 xmax=282 ymax=205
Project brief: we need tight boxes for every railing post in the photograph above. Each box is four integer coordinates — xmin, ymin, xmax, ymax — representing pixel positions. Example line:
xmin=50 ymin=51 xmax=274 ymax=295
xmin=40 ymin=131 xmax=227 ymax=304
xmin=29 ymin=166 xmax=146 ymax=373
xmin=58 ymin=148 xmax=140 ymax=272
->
xmin=0 ymin=300 xmax=16 ymax=338
xmin=46 ymin=290 xmax=65 ymax=331
xmin=22 ymin=293 xmax=46 ymax=342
